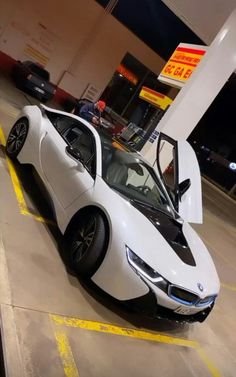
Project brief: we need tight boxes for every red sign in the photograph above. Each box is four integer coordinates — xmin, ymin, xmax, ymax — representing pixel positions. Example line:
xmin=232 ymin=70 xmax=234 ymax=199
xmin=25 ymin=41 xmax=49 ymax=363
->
xmin=158 ymin=43 xmax=207 ymax=88
xmin=116 ymin=64 xmax=138 ymax=85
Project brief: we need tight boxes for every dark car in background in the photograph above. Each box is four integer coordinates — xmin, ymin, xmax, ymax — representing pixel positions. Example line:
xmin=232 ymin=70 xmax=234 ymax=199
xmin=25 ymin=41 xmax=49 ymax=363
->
xmin=12 ymin=60 xmax=56 ymax=103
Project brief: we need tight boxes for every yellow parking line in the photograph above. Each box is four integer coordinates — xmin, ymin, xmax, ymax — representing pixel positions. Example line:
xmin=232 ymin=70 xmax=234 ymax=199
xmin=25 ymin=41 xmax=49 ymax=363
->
xmin=0 ymin=126 xmax=52 ymax=224
xmin=51 ymin=314 xmax=197 ymax=348
xmin=54 ymin=329 xmax=79 ymax=377
xmin=51 ymin=314 xmax=222 ymax=377
xmin=0 ymin=126 xmax=6 ymax=147
xmin=21 ymin=208 xmax=54 ymax=225
xmin=221 ymin=283 xmax=236 ymax=292
xmin=4 ymin=150 xmax=28 ymax=213
xmin=196 ymin=347 xmax=222 ymax=377
xmin=0 ymin=126 xmax=26 ymax=212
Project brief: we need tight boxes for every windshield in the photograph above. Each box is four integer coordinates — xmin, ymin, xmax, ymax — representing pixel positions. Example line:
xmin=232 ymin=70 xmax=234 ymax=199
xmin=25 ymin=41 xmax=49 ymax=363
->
xmin=28 ymin=63 xmax=50 ymax=80
xmin=100 ymin=136 xmax=175 ymax=218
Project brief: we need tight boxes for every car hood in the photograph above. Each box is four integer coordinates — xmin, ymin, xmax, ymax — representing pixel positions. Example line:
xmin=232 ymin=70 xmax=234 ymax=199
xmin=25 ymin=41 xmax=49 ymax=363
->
xmin=93 ymin=177 xmax=220 ymax=297
xmin=130 ymin=200 xmax=196 ymax=266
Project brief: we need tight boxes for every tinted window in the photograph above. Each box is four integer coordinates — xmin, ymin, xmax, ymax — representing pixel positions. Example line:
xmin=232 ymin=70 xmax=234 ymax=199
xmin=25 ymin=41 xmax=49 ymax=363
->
xmin=100 ymin=137 xmax=174 ymax=217
xmin=64 ymin=128 xmax=91 ymax=160
xmin=157 ymin=136 xmax=178 ymax=207
xmin=64 ymin=127 xmax=96 ymax=176
xmin=29 ymin=63 xmax=49 ymax=80
xmin=54 ymin=116 xmax=77 ymax=134
xmin=158 ymin=141 xmax=175 ymax=191
xmin=46 ymin=112 xmax=96 ymax=177
xmin=46 ymin=112 xmax=81 ymax=134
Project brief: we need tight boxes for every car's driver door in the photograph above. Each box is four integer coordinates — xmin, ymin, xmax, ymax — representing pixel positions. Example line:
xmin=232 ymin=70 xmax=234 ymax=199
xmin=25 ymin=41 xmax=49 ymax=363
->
xmin=40 ymin=114 xmax=95 ymax=208
xmin=156 ymin=133 xmax=202 ymax=223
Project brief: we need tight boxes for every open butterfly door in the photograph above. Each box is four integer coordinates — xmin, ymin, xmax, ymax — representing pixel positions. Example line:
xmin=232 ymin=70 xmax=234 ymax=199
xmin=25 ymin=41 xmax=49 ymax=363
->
xmin=156 ymin=133 xmax=202 ymax=223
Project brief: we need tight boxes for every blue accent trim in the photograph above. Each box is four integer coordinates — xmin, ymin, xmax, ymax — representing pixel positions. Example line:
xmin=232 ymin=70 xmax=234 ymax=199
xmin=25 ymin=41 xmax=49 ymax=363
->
xmin=170 ymin=294 xmax=216 ymax=307
xmin=196 ymin=296 xmax=216 ymax=307
xmin=170 ymin=294 xmax=196 ymax=306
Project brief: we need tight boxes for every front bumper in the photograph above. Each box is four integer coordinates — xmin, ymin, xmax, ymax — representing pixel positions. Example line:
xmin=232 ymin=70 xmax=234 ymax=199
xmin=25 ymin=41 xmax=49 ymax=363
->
xmin=124 ymin=290 xmax=214 ymax=323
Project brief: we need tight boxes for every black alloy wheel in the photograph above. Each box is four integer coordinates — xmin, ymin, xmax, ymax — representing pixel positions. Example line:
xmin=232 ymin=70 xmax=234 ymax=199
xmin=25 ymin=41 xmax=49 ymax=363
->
xmin=69 ymin=211 xmax=106 ymax=277
xmin=6 ymin=118 xmax=29 ymax=159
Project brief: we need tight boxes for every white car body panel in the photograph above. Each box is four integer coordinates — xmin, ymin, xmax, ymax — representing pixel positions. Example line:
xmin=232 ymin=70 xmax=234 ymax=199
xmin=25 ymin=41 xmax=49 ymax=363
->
xmin=9 ymin=104 xmax=220 ymax=321
xmin=156 ymin=135 xmax=203 ymax=224
xmin=40 ymin=128 xmax=94 ymax=208
xmin=88 ymin=177 xmax=219 ymax=303
xmin=177 ymin=141 xmax=203 ymax=223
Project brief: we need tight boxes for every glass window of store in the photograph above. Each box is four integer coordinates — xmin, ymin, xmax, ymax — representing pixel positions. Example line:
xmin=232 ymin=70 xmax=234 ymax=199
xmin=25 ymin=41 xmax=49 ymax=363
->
xmin=101 ymin=53 xmax=172 ymax=134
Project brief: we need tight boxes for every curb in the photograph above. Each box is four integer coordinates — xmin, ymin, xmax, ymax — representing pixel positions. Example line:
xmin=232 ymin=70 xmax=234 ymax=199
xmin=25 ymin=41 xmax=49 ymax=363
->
xmin=0 ymin=304 xmax=25 ymax=377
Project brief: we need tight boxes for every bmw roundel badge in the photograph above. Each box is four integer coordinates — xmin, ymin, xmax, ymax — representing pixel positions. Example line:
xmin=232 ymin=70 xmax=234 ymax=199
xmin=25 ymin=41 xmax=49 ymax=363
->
xmin=197 ymin=283 xmax=204 ymax=292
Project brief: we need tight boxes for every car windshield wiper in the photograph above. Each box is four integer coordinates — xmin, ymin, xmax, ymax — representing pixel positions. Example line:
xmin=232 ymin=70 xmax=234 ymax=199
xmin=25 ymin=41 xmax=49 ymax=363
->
xmin=106 ymin=182 xmax=175 ymax=219
xmin=130 ymin=198 xmax=173 ymax=218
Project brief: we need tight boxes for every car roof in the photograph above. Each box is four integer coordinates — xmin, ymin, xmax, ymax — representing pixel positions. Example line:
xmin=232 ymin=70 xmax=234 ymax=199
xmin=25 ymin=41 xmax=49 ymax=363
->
xmin=41 ymin=104 xmax=126 ymax=145
xmin=41 ymin=104 xmax=144 ymax=159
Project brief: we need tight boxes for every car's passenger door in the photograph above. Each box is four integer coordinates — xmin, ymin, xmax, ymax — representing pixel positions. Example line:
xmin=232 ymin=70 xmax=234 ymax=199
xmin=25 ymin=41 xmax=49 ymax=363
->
xmin=156 ymin=133 xmax=202 ymax=223
xmin=40 ymin=114 xmax=96 ymax=208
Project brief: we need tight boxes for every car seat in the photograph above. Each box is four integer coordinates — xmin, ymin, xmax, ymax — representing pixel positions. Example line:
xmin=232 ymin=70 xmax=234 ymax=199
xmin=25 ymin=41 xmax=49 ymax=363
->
xmin=105 ymin=161 xmax=128 ymax=185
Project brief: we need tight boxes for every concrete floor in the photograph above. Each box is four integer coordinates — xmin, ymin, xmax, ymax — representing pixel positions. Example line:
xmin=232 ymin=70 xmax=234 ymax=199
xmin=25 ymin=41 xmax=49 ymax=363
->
xmin=0 ymin=73 xmax=236 ymax=377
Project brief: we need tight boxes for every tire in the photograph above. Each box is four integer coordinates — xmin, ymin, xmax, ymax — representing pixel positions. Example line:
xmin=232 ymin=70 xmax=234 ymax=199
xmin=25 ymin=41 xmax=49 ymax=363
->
xmin=6 ymin=118 xmax=29 ymax=159
xmin=68 ymin=211 xmax=106 ymax=277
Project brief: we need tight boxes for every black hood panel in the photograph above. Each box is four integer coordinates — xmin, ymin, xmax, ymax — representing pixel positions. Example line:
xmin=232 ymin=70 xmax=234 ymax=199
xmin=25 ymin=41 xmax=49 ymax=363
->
xmin=131 ymin=202 xmax=196 ymax=267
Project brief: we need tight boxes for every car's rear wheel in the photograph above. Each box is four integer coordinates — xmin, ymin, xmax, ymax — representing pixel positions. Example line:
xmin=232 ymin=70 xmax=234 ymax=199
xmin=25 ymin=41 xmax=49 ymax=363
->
xmin=6 ymin=118 xmax=29 ymax=159
xmin=68 ymin=211 xmax=106 ymax=277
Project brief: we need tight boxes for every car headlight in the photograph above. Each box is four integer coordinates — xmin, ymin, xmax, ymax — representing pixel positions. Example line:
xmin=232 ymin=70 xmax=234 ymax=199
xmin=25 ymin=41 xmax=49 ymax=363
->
xmin=126 ymin=246 xmax=169 ymax=291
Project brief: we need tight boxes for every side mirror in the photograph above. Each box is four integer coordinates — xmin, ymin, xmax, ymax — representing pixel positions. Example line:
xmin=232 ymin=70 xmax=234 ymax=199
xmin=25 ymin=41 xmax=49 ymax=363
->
xmin=66 ymin=145 xmax=82 ymax=160
xmin=65 ymin=146 xmax=85 ymax=171
xmin=127 ymin=163 xmax=144 ymax=176
xmin=178 ymin=178 xmax=191 ymax=200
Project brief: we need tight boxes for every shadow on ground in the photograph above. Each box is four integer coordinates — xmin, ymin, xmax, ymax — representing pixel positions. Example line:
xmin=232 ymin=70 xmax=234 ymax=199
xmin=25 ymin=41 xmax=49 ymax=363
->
xmin=6 ymin=157 xmax=190 ymax=334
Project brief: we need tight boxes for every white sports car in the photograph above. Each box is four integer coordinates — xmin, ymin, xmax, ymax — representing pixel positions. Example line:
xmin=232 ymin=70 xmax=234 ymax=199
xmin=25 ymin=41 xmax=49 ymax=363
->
xmin=6 ymin=105 xmax=220 ymax=323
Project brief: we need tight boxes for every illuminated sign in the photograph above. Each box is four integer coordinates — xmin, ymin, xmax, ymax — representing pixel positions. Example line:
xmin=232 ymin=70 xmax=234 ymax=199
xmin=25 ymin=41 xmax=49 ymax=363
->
xmin=116 ymin=64 xmax=138 ymax=85
xmin=158 ymin=43 xmax=207 ymax=88
xmin=139 ymin=86 xmax=172 ymax=110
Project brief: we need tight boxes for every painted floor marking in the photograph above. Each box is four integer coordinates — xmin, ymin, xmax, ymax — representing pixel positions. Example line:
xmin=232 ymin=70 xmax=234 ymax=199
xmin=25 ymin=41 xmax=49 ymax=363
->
xmin=0 ymin=126 xmax=52 ymax=224
xmin=51 ymin=314 xmax=222 ymax=377
xmin=196 ymin=347 xmax=223 ymax=377
xmin=51 ymin=314 xmax=197 ymax=347
xmin=54 ymin=328 xmax=79 ymax=377
xmin=221 ymin=283 xmax=236 ymax=292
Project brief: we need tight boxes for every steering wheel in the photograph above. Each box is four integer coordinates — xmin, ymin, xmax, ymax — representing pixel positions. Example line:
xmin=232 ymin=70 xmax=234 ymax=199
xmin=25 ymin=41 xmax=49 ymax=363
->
xmin=137 ymin=185 xmax=152 ymax=195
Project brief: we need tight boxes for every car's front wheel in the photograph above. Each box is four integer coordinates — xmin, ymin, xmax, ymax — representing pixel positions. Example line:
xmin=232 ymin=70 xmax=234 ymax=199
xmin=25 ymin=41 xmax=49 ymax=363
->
xmin=6 ymin=118 xmax=29 ymax=159
xmin=68 ymin=211 xmax=107 ymax=277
